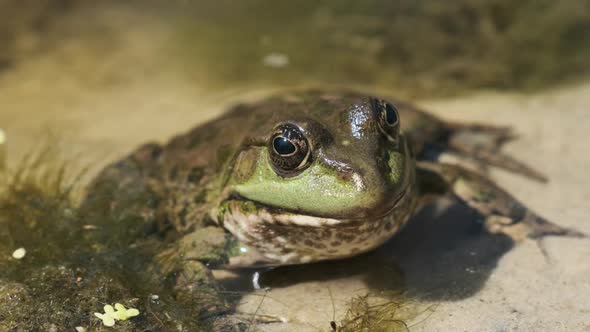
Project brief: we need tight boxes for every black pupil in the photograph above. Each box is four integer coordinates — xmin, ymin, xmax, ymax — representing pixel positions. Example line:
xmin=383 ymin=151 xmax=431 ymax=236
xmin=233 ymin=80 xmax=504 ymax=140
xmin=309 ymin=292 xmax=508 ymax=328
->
xmin=385 ymin=103 xmax=398 ymax=125
xmin=273 ymin=137 xmax=296 ymax=155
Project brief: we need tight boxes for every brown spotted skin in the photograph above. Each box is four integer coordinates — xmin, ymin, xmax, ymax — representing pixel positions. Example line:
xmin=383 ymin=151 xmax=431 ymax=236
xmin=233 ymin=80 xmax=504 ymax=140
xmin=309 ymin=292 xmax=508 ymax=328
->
xmin=86 ymin=90 xmax=435 ymax=237
xmin=85 ymin=89 xmax=580 ymax=268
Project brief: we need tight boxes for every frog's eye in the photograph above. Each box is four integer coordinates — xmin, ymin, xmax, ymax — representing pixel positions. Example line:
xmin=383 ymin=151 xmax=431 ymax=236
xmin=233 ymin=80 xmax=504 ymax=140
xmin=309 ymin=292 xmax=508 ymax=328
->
xmin=384 ymin=103 xmax=399 ymax=126
xmin=372 ymin=98 xmax=400 ymax=140
xmin=269 ymin=124 xmax=311 ymax=176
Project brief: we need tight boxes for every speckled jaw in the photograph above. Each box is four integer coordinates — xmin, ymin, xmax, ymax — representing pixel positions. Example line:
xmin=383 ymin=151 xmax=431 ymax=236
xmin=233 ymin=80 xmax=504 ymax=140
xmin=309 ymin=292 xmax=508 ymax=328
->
xmin=217 ymin=181 xmax=418 ymax=267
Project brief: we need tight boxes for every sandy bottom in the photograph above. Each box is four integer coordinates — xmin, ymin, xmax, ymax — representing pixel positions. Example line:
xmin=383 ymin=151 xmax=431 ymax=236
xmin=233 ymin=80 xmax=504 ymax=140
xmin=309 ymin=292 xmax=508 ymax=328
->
xmin=1 ymin=5 xmax=589 ymax=331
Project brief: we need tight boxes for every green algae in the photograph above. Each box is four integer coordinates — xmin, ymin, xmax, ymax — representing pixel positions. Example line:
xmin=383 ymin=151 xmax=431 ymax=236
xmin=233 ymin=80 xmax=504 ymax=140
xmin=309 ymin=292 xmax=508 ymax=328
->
xmin=2 ymin=1 xmax=589 ymax=98
xmin=169 ymin=0 xmax=590 ymax=97
xmin=0 ymin=149 xmax=233 ymax=331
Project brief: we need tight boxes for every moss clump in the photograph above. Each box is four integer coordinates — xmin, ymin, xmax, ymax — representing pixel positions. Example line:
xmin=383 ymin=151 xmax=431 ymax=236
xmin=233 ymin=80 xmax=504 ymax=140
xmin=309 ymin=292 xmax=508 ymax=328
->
xmin=0 ymin=150 xmax=235 ymax=331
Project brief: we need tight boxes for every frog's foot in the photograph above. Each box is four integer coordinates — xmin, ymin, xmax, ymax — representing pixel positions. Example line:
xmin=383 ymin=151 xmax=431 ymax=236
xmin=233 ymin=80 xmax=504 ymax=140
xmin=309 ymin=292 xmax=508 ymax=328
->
xmin=417 ymin=162 xmax=586 ymax=240
xmin=484 ymin=211 xmax=586 ymax=241
xmin=445 ymin=122 xmax=548 ymax=182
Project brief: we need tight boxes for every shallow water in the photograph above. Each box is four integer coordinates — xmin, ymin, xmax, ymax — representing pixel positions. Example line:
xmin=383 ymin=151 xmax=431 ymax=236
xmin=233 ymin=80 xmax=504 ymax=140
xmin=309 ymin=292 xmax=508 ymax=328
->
xmin=1 ymin=1 xmax=589 ymax=331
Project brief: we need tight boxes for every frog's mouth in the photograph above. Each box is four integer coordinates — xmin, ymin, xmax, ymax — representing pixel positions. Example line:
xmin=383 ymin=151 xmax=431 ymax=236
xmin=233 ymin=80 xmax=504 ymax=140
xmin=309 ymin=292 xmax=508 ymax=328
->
xmin=220 ymin=180 xmax=416 ymax=267
xmin=226 ymin=178 xmax=413 ymax=228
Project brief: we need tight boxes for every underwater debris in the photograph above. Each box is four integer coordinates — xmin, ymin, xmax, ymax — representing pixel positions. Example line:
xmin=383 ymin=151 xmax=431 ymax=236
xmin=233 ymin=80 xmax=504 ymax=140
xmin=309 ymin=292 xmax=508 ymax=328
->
xmin=262 ymin=52 xmax=289 ymax=68
xmin=11 ymin=247 xmax=26 ymax=259
xmin=94 ymin=303 xmax=140 ymax=327
xmin=112 ymin=303 xmax=140 ymax=321
xmin=94 ymin=306 xmax=116 ymax=327
xmin=337 ymin=293 xmax=436 ymax=332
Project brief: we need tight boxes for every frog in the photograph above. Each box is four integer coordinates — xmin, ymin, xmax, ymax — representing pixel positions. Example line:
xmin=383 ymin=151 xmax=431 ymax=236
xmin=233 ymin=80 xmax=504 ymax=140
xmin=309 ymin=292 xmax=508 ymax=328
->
xmin=84 ymin=90 xmax=583 ymax=327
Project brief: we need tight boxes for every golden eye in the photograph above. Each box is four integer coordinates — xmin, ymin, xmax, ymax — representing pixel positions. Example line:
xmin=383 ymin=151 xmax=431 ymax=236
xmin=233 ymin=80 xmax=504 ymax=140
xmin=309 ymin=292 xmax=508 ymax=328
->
xmin=269 ymin=124 xmax=311 ymax=176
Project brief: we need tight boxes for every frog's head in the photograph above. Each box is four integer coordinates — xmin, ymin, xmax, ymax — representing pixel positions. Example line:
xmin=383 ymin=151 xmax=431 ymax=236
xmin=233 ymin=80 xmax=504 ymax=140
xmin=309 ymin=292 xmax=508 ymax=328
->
xmin=221 ymin=91 xmax=416 ymax=265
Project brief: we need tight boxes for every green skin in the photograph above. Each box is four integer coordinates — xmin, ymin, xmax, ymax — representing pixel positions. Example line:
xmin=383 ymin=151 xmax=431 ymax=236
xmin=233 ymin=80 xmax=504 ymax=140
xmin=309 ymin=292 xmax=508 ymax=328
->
xmin=86 ymin=90 xmax=583 ymax=302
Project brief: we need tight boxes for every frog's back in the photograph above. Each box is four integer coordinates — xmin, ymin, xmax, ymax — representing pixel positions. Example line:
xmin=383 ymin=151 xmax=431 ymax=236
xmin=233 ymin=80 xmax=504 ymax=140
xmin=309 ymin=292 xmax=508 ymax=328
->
xmin=83 ymin=103 xmax=265 ymax=234
xmin=85 ymin=90 xmax=443 ymax=236
xmin=135 ymin=90 xmax=446 ymax=174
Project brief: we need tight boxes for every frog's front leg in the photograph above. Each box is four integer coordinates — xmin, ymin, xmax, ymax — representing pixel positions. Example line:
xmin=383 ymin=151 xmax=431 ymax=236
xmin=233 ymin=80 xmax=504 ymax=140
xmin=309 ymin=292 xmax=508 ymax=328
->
xmin=155 ymin=227 xmax=237 ymax=323
xmin=156 ymin=226 xmax=232 ymax=285
xmin=416 ymin=161 xmax=585 ymax=239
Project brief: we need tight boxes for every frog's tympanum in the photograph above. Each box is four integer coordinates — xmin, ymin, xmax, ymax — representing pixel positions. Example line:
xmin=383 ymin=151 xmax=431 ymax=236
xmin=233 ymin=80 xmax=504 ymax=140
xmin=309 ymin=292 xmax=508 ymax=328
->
xmin=85 ymin=90 xmax=582 ymax=323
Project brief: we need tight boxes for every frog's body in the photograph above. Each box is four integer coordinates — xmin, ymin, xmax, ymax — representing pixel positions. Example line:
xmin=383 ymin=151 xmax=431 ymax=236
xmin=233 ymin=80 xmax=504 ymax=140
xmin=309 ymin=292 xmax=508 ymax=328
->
xmin=85 ymin=90 xmax=582 ymax=308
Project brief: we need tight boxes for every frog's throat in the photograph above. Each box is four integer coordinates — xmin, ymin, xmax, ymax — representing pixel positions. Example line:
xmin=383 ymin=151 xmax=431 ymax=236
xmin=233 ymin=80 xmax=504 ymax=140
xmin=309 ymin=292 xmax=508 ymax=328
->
xmin=212 ymin=180 xmax=417 ymax=265
xmin=223 ymin=180 xmax=411 ymax=226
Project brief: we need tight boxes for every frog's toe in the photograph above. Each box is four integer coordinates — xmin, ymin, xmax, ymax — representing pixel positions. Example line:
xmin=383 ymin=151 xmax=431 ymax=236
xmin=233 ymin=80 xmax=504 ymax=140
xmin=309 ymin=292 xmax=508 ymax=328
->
xmin=449 ymin=122 xmax=517 ymax=148
xmin=522 ymin=212 xmax=586 ymax=239
xmin=484 ymin=212 xmax=586 ymax=240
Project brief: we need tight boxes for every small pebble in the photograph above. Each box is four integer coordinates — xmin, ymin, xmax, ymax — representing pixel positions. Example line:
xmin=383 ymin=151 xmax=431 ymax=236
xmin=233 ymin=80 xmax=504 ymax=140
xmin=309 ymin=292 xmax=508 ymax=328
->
xmin=150 ymin=294 xmax=160 ymax=304
xmin=12 ymin=248 xmax=26 ymax=260
xmin=252 ymin=271 xmax=261 ymax=290
xmin=262 ymin=53 xmax=289 ymax=68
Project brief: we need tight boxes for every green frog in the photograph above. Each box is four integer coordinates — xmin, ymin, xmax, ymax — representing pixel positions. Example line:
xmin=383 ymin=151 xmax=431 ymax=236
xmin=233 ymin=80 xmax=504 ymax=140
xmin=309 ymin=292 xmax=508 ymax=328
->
xmin=85 ymin=90 xmax=582 ymax=324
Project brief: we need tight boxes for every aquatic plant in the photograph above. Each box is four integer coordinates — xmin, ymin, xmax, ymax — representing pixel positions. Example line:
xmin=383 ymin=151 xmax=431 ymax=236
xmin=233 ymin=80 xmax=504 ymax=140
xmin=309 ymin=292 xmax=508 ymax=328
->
xmin=0 ymin=148 xmax=230 ymax=331
xmin=336 ymin=292 xmax=435 ymax=332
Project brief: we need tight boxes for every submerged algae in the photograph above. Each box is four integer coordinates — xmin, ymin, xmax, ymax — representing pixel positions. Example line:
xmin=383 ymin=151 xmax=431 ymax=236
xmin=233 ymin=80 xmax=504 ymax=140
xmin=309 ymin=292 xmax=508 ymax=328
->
xmin=4 ymin=1 xmax=587 ymax=101
xmin=171 ymin=0 xmax=590 ymax=96
xmin=0 ymin=150 xmax=233 ymax=331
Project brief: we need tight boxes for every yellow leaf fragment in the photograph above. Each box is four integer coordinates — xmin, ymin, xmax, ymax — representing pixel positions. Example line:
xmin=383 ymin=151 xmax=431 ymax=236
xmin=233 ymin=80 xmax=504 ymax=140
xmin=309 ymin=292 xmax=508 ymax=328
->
xmin=94 ymin=312 xmax=116 ymax=327
xmin=94 ymin=303 xmax=141 ymax=327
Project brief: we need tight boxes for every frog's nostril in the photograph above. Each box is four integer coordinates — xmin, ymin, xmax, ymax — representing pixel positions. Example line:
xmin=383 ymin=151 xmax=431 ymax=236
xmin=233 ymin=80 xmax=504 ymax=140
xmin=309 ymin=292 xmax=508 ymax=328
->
xmin=336 ymin=168 xmax=365 ymax=190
